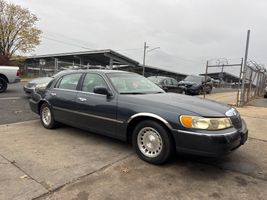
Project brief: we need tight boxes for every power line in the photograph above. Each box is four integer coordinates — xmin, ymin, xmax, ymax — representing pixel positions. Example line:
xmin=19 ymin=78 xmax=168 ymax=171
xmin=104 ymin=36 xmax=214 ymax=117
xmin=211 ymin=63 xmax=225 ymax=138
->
xmin=42 ymin=36 xmax=94 ymax=50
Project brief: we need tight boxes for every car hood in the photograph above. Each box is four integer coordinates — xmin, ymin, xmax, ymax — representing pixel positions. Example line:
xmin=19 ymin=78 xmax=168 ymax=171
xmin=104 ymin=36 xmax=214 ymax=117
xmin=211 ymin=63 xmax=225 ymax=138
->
xmin=28 ymin=77 xmax=52 ymax=84
xmin=120 ymin=93 xmax=231 ymax=117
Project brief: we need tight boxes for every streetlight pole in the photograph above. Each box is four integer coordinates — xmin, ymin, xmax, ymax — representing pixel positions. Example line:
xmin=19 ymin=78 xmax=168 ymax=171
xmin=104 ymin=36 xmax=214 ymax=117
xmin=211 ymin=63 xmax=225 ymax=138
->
xmin=142 ymin=42 xmax=148 ymax=76
xmin=142 ymin=42 xmax=160 ymax=76
xmin=240 ymin=30 xmax=250 ymax=106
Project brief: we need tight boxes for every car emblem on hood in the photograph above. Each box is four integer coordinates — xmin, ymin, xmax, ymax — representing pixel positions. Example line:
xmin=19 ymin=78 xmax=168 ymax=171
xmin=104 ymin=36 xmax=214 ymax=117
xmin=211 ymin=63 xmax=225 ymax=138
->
xmin=225 ymin=108 xmax=237 ymax=117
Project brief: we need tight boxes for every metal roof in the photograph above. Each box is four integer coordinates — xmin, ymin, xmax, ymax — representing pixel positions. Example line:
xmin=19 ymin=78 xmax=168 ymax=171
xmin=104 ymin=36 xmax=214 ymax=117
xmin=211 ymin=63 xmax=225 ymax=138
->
xmin=26 ymin=49 xmax=139 ymax=67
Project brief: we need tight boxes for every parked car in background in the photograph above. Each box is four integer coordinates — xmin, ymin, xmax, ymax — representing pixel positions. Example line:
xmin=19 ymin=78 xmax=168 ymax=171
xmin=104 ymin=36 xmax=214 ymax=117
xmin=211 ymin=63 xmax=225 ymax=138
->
xmin=178 ymin=75 xmax=213 ymax=95
xmin=0 ymin=66 xmax=21 ymax=93
xmin=148 ymin=76 xmax=182 ymax=93
xmin=23 ymin=70 xmax=74 ymax=95
xmin=24 ymin=77 xmax=53 ymax=95
xmin=30 ymin=70 xmax=248 ymax=165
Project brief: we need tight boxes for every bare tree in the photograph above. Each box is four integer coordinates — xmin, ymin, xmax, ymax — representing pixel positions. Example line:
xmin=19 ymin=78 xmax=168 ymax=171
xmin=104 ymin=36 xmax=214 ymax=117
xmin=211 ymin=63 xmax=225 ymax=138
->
xmin=0 ymin=0 xmax=41 ymax=65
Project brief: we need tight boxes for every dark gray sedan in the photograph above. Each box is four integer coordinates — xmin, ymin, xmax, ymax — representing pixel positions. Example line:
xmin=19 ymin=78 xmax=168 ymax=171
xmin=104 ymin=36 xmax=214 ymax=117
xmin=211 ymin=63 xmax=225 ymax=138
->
xmin=29 ymin=70 xmax=248 ymax=164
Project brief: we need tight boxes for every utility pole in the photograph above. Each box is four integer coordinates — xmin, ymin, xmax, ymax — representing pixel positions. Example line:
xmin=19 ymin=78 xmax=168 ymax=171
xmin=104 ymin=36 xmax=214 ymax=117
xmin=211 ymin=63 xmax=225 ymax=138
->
xmin=240 ymin=30 xmax=250 ymax=106
xmin=142 ymin=42 xmax=148 ymax=76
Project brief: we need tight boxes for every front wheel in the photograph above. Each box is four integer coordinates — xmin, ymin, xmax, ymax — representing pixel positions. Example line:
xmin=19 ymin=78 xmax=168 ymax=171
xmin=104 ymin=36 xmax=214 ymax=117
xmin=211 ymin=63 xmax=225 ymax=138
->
xmin=0 ymin=78 xmax=7 ymax=93
xmin=40 ymin=103 xmax=58 ymax=129
xmin=132 ymin=120 xmax=174 ymax=165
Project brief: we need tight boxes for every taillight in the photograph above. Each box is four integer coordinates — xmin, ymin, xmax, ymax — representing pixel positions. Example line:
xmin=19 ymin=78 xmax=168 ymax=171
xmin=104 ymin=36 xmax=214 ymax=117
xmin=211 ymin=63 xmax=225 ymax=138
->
xmin=16 ymin=69 xmax=20 ymax=77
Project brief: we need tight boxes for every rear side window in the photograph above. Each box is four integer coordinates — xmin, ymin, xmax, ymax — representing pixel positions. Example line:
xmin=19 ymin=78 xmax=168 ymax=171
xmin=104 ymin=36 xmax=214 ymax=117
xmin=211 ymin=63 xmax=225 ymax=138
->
xmin=82 ymin=73 xmax=107 ymax=93
xmin=57 ymin=73 xmax=82 ymax=90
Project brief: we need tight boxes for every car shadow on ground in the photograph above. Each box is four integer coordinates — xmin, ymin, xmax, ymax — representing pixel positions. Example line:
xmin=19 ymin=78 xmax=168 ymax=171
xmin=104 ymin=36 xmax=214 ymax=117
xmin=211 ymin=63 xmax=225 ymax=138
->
xmin=55 ymin=124 xmax=239 ymax=178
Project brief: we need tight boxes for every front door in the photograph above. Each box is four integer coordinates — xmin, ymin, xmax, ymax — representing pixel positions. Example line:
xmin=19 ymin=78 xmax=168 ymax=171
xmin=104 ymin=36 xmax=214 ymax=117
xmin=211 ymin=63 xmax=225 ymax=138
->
xmin=75 ymin=73 xmax=118 ymax=137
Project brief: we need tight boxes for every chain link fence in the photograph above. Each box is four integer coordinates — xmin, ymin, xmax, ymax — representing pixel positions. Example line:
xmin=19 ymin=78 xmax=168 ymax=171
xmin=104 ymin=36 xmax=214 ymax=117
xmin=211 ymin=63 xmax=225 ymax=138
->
xmin=239 ymin=61 xmax=267 ymax=106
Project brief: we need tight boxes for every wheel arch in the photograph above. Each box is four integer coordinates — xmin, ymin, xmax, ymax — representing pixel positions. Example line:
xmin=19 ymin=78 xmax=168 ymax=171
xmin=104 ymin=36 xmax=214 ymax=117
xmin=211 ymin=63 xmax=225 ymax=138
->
xmin=0 ymin=73 xmax=9 ymax=83
xmin=126 ymin=113 xmax=174 ymax=144
xmin=38 ymin=100 xmax=52 ymax=114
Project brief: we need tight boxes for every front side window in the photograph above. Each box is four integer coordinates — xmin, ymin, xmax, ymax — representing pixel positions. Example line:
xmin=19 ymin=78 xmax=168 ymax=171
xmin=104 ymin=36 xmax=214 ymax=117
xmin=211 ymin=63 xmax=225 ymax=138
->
xmin=82 ymin=73 xmax=107 ymax=93
xmin=57 ymin=73 xmax=82 ymax=90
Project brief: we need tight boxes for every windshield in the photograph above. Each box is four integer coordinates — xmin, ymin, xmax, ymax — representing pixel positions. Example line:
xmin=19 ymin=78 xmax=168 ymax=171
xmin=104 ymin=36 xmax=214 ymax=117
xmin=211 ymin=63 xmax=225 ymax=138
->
xmin=107 ymin=73 xmax=164 ymax=94
xmin=184 ymin=75 xmax=203 ymax=83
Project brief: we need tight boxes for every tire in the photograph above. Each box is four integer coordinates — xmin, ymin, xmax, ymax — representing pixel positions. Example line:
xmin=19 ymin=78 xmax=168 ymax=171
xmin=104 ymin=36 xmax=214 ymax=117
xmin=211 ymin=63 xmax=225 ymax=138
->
xmin=40 ymin=103 xmax=58 ymax=129
xmin=132 ymin=120 xmax=174 ymax=165
xmin=0 ymin=78 xmax=7 ymax=93
xmin=264 ymin=94 xmax=267 ymax=98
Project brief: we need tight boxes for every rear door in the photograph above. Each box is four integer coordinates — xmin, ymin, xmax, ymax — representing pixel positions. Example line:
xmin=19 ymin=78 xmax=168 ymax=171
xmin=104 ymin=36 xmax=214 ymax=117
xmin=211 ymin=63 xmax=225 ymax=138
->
xmin=48 ymin=73 xmax=82 ymax=125
xmin=75 ymin=72 xmax=118 ymax=137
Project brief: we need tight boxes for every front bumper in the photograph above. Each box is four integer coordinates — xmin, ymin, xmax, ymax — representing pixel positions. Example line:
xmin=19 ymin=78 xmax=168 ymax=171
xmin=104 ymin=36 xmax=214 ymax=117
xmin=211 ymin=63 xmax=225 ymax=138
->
xmin=173 ymin=119 xmax=248 ymax=157
xmin=23 ymin=85 xmax=34 ymax=95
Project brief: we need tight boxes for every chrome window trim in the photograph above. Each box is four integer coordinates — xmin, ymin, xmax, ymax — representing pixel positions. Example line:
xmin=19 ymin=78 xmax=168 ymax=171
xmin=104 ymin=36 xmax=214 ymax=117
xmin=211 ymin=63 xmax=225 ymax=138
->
xmin=53 ymin=106 xmax=123 ymax=123
xmin=53 ymin=88 xmax=78 ymax=93
xmin=127 ymin=112 xmax=173 ymax=130
xmin=78 ymin=90 xmax=108 ymax=96
xmin=177 ymin=129 xmax=237 ymax=137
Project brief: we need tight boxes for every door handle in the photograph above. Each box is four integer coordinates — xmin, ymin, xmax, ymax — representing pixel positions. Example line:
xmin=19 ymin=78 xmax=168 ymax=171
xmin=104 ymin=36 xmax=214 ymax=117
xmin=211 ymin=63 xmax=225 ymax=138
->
xmin=78 ymin=97 xmax=87 ymax=102
xmin=51 ymin=92 xmax=57 ymax=96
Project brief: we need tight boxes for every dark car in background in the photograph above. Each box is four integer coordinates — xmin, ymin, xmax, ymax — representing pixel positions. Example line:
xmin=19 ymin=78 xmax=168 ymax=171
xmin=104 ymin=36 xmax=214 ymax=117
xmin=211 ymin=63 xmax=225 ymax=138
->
xmin=29 ymin=70 xmax=248 ymax=165
xmin=148 ymin=76 xmax=182 ymax=93
xmin=178 ymin=75 xmax=213 ymax=95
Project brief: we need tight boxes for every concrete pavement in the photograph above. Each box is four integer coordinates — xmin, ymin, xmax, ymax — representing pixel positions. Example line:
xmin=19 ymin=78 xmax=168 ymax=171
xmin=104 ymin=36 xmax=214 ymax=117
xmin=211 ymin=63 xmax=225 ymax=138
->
xmin=0 ymin=107 xmax=266 ymax=199
xmin=0 ymin=91 xmax=267 ymax=200
xmin=0 ymin=120 xmax=132 ymax=200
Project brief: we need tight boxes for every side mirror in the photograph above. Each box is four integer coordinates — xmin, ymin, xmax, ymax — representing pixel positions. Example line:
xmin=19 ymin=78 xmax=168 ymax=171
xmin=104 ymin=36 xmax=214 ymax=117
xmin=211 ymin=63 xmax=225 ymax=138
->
xmin=93 ymin=86 xmax=111 ymax=96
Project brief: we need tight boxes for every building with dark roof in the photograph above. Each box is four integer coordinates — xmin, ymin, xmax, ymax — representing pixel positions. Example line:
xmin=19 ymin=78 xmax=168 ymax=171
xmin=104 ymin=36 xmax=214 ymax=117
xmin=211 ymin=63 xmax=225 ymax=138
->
xmin=23 ymin=49 xmax=187 ymax=81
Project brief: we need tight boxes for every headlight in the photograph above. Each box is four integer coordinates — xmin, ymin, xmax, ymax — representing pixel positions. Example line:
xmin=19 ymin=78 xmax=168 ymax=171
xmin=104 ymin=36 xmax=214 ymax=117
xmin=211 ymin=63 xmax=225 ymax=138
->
xmin=35 ymin=83 xmax=48 ymax=88
xmin=180 ymin=115 xmax=232 ymax=130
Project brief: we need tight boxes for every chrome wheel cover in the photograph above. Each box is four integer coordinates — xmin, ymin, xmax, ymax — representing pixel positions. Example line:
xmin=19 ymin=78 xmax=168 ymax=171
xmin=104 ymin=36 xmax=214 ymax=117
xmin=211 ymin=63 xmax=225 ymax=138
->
xmin=137 ymin=127 xmax=163 ymax=158
xmin=42 ymin=106 xmax=51 ymax=126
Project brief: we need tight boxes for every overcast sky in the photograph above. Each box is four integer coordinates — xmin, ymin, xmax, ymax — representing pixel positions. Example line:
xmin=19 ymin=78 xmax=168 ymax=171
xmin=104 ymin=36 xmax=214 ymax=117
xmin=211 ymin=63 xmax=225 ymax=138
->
xmin=9 ymin=0 xmax=267 ymax=74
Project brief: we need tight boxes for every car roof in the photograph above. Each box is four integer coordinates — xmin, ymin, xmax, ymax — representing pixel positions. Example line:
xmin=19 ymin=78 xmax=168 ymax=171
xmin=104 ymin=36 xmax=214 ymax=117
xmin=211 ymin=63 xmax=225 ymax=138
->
xmin=54 ymin=69 xmax=134 ymax=77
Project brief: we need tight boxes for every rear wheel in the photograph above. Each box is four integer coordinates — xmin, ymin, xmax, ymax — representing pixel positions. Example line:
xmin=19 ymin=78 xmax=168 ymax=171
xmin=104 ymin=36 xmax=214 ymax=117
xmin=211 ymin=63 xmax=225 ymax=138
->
xmin=132 ymin=120 xmax=174 ymax=165
xmin=0 ymin=78 xmax=7 ymax=93
xmin=40 ymin=103 xmax=58 ymax=129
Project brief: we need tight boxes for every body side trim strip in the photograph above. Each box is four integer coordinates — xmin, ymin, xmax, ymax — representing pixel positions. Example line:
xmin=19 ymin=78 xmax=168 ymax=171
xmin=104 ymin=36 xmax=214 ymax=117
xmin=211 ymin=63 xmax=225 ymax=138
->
xmin=53 ymin=106 xmax=123 ymax=123
xmin=177 ymin=129 xmax=237 ymax=137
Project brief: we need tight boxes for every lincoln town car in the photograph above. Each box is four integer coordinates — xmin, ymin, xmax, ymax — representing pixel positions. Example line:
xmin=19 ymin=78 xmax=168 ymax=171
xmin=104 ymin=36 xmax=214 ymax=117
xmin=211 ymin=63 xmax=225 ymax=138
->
xmin=29 ymin=70 xmax=248 ymax=164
